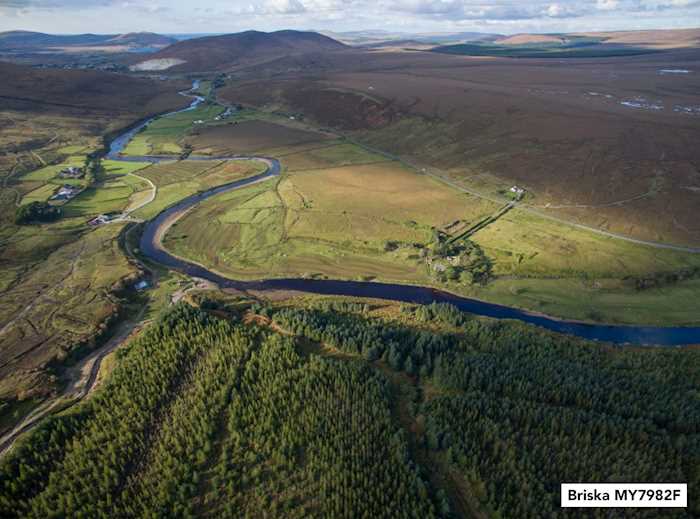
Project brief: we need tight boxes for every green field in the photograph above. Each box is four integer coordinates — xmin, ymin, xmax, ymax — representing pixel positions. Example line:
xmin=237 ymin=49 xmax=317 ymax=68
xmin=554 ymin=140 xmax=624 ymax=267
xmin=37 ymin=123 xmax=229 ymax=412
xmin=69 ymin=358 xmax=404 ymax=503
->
xmin=132 ymin=159 xmax=267 ymax=220
xmin=123 ymin=103 xmax=224 ymax=156
xmin=161 ymin=139 xmax=700 ymax=325
xmin=164 ymin=147 xmax=497 ymax=282
xmin=62 ymin=160 xmax=152 ymax=218
xmin=20 ymin=157 xmax=85 ymax=183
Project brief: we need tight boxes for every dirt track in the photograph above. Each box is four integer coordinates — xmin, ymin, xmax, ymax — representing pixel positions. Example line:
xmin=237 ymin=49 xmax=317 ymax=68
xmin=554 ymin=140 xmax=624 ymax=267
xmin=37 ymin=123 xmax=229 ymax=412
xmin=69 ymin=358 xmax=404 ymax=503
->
xmin=0 ymin=310 xmax=145 ymax=459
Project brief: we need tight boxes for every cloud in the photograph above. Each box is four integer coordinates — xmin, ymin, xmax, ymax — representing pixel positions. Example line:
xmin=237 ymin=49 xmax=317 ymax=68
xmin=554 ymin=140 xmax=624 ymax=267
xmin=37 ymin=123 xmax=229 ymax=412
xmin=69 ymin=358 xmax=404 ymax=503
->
xmin=391 ymin=1 xmax=591 ymax=20
xmin=0 ymin=0 xmax=113 ymax=6
xmin=633 ymin=0 xmax=700 ymax=8
xmin=596 ymin=0 xmax=619 ymax=9
xmin=543 ymin=3 xmax=585 ymax=17
xmin=266 ymin=0 xmax=307 ymax=14
xmin=1 ymin=0 xmax=700 ymax=33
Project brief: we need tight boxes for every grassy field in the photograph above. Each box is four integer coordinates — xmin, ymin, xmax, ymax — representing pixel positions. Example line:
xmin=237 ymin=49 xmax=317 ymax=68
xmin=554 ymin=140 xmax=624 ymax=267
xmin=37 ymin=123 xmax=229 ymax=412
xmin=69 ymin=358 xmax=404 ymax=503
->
xmin=132 ymin=159 xmax=267 ymax=220
xmin=61 ymin=160 xmax=153 ymax=218
xmin=164 ymin=144 xmax=498 ymax=281
xmin=473 ymin=209 xmax=700 ymax=279
xmin=162 ymin=134 xmax=700 ymax=325
xmin=0 ymin=222 xmax=138 ymax=400
xmin=123 ymin=103 xmax=224 ymax=156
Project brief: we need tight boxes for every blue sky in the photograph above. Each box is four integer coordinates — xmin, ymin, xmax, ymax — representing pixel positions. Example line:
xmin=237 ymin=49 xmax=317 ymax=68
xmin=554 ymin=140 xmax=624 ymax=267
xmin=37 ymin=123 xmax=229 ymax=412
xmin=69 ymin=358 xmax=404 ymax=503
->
xmin=1 ymin=0 xmax=699 ymax=34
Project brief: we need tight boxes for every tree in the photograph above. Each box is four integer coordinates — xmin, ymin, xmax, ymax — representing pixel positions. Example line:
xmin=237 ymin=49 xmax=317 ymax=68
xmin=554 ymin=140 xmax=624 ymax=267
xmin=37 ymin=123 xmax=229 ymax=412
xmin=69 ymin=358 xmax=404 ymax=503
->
xmin=14 ymin=202 xmax=61 ymax=225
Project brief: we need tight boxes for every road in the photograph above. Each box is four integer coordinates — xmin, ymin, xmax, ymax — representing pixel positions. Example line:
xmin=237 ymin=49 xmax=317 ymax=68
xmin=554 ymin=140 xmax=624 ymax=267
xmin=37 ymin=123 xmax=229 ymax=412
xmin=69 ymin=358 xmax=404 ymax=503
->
xmin=124 ymin=171 xmax=157 ymax=216
xmin=0 ymin=310 xmax=145 ymax=459
xmin=338 ymin=136 xmax=700 ymax=254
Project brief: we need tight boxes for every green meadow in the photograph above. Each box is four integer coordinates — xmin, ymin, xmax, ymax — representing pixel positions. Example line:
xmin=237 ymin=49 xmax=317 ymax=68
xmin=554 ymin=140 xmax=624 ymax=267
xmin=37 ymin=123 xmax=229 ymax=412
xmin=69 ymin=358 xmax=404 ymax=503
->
xmin=123 ymin=103 xmax=224 ymax=156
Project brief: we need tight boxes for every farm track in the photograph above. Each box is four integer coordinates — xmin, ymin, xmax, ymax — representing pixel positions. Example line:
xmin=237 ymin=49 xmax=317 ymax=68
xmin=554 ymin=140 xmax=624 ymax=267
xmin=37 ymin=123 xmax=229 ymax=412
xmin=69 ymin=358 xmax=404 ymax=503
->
xmin=124 ymin=170 xmax=157 ymax=216
xmin=0 ymin=309 xmax=146 ymax=458
xmin=336 ymin=136 xmax=700 ymax=254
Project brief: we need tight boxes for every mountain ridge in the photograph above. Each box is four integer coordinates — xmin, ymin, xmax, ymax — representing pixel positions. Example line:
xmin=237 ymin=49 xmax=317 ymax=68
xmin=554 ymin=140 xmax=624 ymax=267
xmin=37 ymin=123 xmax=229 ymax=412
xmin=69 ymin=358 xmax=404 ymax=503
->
xmin=130 ymin=30 xmax=348 ymax=72
xmin=0 ymin=30 xmax=175 ymax=51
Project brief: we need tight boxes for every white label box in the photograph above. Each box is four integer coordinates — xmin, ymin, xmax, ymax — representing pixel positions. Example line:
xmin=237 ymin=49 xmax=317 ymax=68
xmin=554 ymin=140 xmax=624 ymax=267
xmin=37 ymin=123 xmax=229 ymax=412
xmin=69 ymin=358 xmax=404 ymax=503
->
xmin=561 ymin=484 xmax=687 ymax=508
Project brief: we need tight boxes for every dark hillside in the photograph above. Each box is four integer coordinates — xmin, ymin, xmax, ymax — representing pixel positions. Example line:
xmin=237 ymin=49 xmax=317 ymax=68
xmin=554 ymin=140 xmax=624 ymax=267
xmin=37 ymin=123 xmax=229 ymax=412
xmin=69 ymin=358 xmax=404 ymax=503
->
xmin=130 ymin=30 xmax=348 ymax=72
xmin=0 ymin=61 xmax=186 ymax=116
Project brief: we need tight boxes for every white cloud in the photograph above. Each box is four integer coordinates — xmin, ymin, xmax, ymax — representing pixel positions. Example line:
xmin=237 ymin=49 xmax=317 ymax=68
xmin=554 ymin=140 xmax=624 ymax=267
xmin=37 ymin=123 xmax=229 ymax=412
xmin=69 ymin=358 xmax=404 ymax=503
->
xmin=266 ymin=0 xmax=306 ymax=14
xmin=544 ymin=3 xmax=583 ymax=17
xmin=1 ymin=0 xmax=700 ymax=34
xmin=596 ymin=0 xmax=619 ymax=10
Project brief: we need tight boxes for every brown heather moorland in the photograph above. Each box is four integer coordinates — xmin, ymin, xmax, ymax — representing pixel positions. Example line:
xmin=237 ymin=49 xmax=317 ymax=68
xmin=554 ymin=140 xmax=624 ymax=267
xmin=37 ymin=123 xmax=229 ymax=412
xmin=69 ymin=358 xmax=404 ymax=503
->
xmin=220 ymin=46 xmax=700 ymax=246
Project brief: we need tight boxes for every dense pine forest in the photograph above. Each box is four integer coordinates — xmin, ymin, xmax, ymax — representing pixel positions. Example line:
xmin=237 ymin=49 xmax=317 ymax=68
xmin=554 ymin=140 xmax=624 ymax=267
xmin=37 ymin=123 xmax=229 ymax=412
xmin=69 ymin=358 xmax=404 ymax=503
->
xmin=271 ymin=301 xmax=700 ymax=518
xmin=0 ymin=300 xmax=697 ymax=518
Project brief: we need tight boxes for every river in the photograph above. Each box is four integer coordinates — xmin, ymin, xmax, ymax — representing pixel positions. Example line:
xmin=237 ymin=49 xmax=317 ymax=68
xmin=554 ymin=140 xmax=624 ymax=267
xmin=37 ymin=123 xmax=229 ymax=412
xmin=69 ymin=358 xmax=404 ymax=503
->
xmin=109 ymin=82 xmax=700 ymax=347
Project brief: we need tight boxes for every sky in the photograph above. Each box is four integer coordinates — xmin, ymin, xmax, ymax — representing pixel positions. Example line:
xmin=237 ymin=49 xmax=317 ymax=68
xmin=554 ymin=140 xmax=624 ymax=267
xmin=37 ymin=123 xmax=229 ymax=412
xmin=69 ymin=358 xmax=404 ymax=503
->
xmin=1 ymin=0 xmax=699 ymax=35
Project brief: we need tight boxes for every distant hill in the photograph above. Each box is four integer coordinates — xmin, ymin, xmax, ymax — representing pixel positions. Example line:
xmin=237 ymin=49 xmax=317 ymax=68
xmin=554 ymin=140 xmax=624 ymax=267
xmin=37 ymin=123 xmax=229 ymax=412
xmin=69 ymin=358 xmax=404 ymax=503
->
xmin=324 ymin=30 xmax=501 ymax=46
xmin=490 ymin=28 xmax=700 ymax=49
xmin=104 ymin=32 xmax=176 ymax=47
xmin=576 ymin=28 xmax=700 ymax=49
xmin=130 ymin=30 xmax=348 ymax=72
xmin=362 ymin=39 xmax=439 ymax=50
xmin=0 ymin=30 xmax=175 ymax=51
xmin=430 ymin=29 xmax=700 ymax=58
xmin=495 ymin=34 xmax=566 ymax=46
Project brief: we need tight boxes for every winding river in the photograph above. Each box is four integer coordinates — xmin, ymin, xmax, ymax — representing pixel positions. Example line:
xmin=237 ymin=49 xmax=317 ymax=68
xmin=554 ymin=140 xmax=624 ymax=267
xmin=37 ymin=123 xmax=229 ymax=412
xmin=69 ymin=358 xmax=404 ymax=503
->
xmin=110 ymin=83 xmax=700 ymax=346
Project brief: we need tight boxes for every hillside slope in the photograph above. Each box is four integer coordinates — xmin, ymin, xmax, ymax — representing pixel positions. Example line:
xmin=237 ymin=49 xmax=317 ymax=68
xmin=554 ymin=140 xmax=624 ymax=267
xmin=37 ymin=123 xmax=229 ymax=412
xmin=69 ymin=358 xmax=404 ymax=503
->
xmin=0 ymin=61 xmax=185 ymax=115
xmin=0 ymin=61 xmax=188 ymax=402
xmin=131 ymin=30 xmax=348 ymax=72
xmin=0 ymin=31 xmax=175 ymax=51
xmin=578 ymin=28 xmax=700 ymax=49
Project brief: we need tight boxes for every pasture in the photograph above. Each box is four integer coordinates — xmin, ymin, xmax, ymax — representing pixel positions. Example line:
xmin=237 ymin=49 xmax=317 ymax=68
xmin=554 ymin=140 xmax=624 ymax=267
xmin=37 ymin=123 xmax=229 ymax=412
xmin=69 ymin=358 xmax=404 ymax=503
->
xmin=472 ymin=210 xmax=700 ymax=279
xmin=62 ymin=160 xmax=153 ymax=218
xmin=123 ymin=103 xmax=224 ymax=156
xmin=162 ymin=138 xmax=700 ymax=325
xmin=164 ymin=154 xmax=499 ymax=282
xmin=132 ymin=159 xmax=267 ymax=219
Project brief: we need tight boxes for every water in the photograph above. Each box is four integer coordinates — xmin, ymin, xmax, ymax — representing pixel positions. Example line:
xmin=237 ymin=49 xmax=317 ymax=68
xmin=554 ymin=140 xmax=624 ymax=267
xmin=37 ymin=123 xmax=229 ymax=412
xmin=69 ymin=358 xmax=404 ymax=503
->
xmin=107 ymin=80 xmax=205 ymax=161
xmin=111 ymin=82 xmax=700 ymax=347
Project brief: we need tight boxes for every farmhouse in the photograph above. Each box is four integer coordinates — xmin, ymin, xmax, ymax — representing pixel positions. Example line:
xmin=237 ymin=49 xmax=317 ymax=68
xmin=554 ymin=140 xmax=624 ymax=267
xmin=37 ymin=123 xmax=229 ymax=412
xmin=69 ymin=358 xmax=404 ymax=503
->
xmin=58 ymin=166 xmax=84 ymax=179
xmin=50 ymin=184 xmax=81 ymax=202
xmin=88 ymin=214 xmax=116 ymax=226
